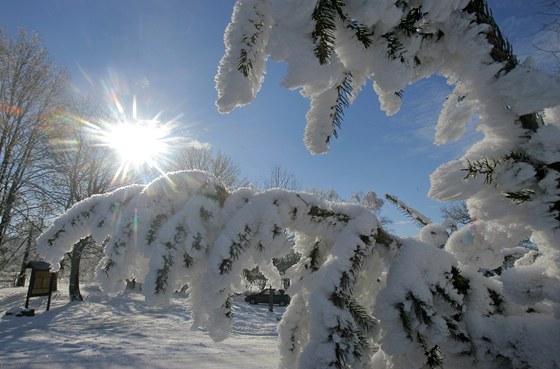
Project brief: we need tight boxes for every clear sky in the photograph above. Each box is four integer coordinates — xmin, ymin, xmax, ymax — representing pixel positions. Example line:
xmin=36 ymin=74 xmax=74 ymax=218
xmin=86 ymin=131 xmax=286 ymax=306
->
xmin=0 ymin=0 xmax=554 ymax=236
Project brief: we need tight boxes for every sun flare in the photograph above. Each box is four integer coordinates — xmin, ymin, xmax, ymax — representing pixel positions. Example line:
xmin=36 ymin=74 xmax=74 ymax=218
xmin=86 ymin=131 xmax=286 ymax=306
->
xmin=78 ymin=83 xmax=182 ymax=183
xmin=105 ymin=121 xmax=169 ymax=167
xmin=97 ymin=118 xmax=175 ymax=182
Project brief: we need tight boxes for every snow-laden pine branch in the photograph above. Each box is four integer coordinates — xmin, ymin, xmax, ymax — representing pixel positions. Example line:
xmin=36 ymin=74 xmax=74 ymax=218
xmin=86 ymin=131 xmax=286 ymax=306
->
xmin=210 ymin=0 xmax=560 ymax=366
xmin=38 ymin=171 xmax=394 ymax=367
xmin=37 ymin=170 xmax=559 ymax=369
xmin=215 ymin=0 xmax=560 ymax=264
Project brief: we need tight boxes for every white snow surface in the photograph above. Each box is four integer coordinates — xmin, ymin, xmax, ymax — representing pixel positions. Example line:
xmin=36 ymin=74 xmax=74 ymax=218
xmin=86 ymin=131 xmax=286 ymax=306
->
xmin=0 ymin=285 xmax=284 ymax=369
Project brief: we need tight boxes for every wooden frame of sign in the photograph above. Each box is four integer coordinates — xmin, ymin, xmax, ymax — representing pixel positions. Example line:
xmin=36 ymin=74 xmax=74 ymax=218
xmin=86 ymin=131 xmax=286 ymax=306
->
xmin=25 ymin=261 xmax=56 ymax=311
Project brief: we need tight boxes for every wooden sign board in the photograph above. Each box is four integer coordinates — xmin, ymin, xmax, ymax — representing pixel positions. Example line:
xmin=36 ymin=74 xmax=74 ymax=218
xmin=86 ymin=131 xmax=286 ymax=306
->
xmin=29 ymin=271 xmax=53 ymax=296
xmin=25 ymin=261 xmax=56 ymax=311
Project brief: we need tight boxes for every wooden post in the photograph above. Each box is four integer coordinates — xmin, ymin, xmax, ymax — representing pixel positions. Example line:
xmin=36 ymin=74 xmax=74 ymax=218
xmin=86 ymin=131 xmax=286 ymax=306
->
xmin=46 ymin=272 xmax=56 ymax=311
xmin=268 ymin=285 xmax=273 ymax=313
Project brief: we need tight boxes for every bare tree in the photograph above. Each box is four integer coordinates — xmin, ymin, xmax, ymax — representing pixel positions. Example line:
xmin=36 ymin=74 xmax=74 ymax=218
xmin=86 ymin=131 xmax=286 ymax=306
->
xmin=0 ymin=28 xmax=66 ymax=270
xmin=45 ymin=98 xmax=117 ymax=208
xmin=262 ymin=164 xmax=301 ymax=190
xmin=44 ymin=97 xmax=120 ymax=300
xmin=540 ymin=0 xmax=560 ymax=64
xmin=14 ymin=216 xmax=46 ymax=287
xmin=306 ymin=188 xmax=341 ymax=202
xmin=352 ymin=191 xmax=393 ymax=226
xmin=172 ymin=146 xmax=248 ymax=189
xmin=441 ymin=201 xmax=472 ymax=225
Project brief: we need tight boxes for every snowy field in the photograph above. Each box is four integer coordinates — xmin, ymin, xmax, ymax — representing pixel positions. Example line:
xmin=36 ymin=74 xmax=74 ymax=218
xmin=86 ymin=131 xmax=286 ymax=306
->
xmin=0 ymin=285 xmax=283 ymax=368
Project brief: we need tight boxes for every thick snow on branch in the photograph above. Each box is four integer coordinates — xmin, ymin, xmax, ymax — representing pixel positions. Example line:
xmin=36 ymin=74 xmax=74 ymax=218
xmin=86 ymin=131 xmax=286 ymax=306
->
xmin=37 ymin=169 xmax=559 ymax=368
xmin=216 ymin=0 xmax=560 ymax=292
xmin=37 ymin=184 xmax=144 ymax=272
xmin=38 ymin=171 xmax=392 ymax=367
xmin=212 ymin=1 xmax=560 ymax=366
xmin=215 ymin=0 xmax=272 ymax=113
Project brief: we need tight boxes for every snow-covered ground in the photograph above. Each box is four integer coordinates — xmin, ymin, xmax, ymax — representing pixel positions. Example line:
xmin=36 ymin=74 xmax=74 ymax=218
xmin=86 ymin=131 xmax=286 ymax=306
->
xmin=0 ymin=285 xmax=283 ymax=368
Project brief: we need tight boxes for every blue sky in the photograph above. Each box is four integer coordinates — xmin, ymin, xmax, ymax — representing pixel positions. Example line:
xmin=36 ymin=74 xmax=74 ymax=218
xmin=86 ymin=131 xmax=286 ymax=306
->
xmin=0 ymin=0 xmax=553 ymax=236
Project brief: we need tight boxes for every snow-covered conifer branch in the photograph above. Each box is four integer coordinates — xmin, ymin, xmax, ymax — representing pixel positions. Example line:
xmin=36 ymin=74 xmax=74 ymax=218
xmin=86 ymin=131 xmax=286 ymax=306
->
xmin=217 ymin=0 xmax=560 ymax=244
xmin=37 ymin=184 xmax=144 ymax=271
xmin=376 ymin=241 xmax=473 ymax=368
xmin=313 ymin=0 xmax=376 ymax=65
xmin=38 ymin=171 xmax=396 ymax=366
xmin=384 ymin=193 xmax=432 ymax=227
xmin=219 ymin=225 xmax=253 ymax=274
xmin=37 ymin=168 xmax=560 ymax=368
xmin=32 ymin=0 xmax=560 ymax=366
xmin=215 ymin=0 xmax=272 ymax=113
xmin=463 ymin=0 xmax=519 ymax=77
xmin=304 ymin=70 xmax=366 ymax=153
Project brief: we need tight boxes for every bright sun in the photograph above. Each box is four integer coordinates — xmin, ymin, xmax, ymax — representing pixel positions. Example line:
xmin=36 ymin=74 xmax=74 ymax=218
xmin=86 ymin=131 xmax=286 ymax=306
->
xmin=83 ymin=92 xmax=179 ymax=183
xmin=105 ymin=121 xmax=169 ymax=166
xmin=98 ymin=118 xmax=174 ymax=182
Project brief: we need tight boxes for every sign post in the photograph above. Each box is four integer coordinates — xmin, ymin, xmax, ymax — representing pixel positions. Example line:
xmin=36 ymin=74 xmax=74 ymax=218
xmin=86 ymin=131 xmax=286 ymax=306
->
xmin=268 ymin=285 xmax=274 ymax=313
xmin=24 ymin=261 xmax=56 ymax=311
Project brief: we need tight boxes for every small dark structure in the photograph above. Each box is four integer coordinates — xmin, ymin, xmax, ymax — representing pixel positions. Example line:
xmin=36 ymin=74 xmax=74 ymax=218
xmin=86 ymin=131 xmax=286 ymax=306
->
xmin=24 ymin=261 xmax=56 ymax=311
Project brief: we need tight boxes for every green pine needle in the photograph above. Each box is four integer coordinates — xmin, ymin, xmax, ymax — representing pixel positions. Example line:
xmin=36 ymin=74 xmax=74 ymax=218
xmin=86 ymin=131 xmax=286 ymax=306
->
xmin=326 ymin=72 xmax=354 ymax=144
xmin=312 ymin=0 xmax=339 ymax=64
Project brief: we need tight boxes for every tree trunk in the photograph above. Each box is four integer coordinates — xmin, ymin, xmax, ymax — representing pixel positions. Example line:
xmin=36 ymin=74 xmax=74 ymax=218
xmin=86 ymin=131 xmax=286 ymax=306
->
xmin=15 ymin=225 xmax=34 ymax=287
xmin=68 ymin=237 xmax=89 ymax=302
xmin=15 ymin=247 xmax=30 ymax=287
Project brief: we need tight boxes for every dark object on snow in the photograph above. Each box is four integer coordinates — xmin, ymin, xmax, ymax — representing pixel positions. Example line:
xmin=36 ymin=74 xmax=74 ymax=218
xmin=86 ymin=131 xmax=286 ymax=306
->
xmin=245 ymin=289 xmax=290 ymax=306
xmin=24 ymin=261 xmax=56 ymax=311
xmin=126 ymin=278 xmax=143 ymax=291
xmin=5 ymin=307 xmax=35 ymax=317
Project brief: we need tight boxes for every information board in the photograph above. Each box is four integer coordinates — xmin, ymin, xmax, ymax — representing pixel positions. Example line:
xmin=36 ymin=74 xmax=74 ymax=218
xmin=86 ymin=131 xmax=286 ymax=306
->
xmin=25 ymin=261 xmax=56 ymax=311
